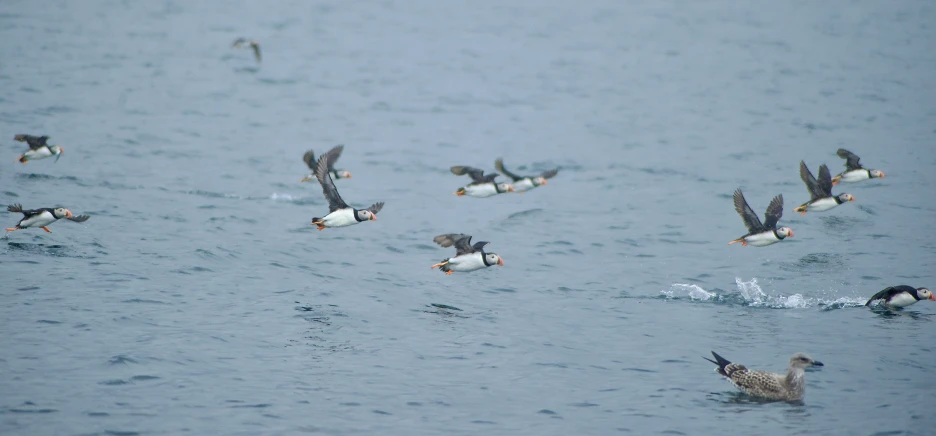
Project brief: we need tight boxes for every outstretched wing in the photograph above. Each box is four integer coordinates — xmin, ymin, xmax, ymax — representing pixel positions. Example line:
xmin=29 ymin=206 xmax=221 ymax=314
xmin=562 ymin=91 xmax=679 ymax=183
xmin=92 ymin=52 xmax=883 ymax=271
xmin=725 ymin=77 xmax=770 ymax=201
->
xmin=817 ymin=164 xmax=833 ymax=196
xmin=494 ymin=159 xmax=524 ymax=181
xmin=7 ymin=204 xmax=40 ymax=216
xmin=366 ymin=202 xmax=384 ymax=215
xmin=451 ymin=166 xmax=488 ymax=184
xmin=471 ymin=241 xmax=489 ymax=252
xmin=67 ymin=215 xmax=90 ymax=223
xmin=433 ymin=233 xmax=476 ymax=255
xmin=762 ymin=194 xmax=784 ymax=230
xmin=14 ymin=135 xmax=49 ymax=150
xmin=315 ymin=150 xmax=348 ymax=212
xmin=733 ymin=189 xmax=764 ymax=233
xmin=302 ymin=150 xmax=316 ymax=170
xmin=323 ymin=145 xmax=343 ymax=171
xmin=836 ymin=148 xmax=863 ymax=171
xmin=539 ymin=168 xmax=559 ymax=179
xmin=251 ymin=43 xmax=262 ymax=63
xmin=799 ymin=161 xmax=823 ymax=201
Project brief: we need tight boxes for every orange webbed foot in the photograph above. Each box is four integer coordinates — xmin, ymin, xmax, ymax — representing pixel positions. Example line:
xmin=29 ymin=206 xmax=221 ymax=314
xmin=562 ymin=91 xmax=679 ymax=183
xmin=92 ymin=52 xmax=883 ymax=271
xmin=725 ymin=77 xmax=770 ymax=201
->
xmin=741 ymin=241 xmax=748 ymax=247
xmin=445 ymin=270 xmax=453 ymax=275
xmin=799 ymin=211 xmax=807 ymax=215
xmin=5 ymin=227 xmax=17 ymax=232
xmin=42 ymin=226 xmax=52 ymax=233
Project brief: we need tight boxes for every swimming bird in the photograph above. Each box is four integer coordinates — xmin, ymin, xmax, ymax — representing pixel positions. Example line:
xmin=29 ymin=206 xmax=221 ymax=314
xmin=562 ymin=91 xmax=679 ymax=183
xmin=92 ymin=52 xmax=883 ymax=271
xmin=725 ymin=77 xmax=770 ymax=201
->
xmin=865 ymin=286 xmax=934 ymax=308
xmin=232 ymin=38 xmax=261 ymax=62
xmin=430 ymin=234 xmax=504 ymax=274
xmin=494 ymin=158 xmax=558 ymax=193
xmin=310 ymin=147 xmax=382 ymax=230
xmin=300 ymin=146 xmax=352 ymax=183
xmin=793 ymin=161 xmax=854 ymax=215
xmin=728 ymin=189 xmax=792 ymax=246
xmin=832 ymin=149 xmax=884 ymax=185
xmin=451 ymin=166 xmax=514 ymax=197
xmin=6 ymin=204 xmax=89 ymax=233
xmin=14 ymin=134 xmax=63 ymax=163
xmin=704 ymin=351 xmax=823 ymax=402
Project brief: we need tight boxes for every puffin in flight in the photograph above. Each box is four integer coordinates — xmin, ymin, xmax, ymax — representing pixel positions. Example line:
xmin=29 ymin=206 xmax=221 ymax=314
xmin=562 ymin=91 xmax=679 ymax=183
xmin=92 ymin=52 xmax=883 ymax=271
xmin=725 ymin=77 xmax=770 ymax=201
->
xmin=300 ymin=146 xmax=352 ymax=183
xmin=451 ymin=166 xmax=514 ymax=197
xmin=232 ymin=38 xmax=262 ymax=63
xmin=14 ymin=134 xmax=63 ymax=163
xmin=494 ymin=158 xmax=558 ymax=193
xmin=729 ymin=189 xmax=793 ymax=246
xmin=865 ymin=286 xmax=934 ymax=308
xmin=310 ymin=147 xmax=383 ymax=230
xmin=793 ymin=161 xmax=854 ymax=215
xmin=6 ymin=204 xmax=89 ymax=233
xmin=430 ymin=233 xmax=504 ymax=274
xmin=832 ymin=149 xmax=884 ymax=185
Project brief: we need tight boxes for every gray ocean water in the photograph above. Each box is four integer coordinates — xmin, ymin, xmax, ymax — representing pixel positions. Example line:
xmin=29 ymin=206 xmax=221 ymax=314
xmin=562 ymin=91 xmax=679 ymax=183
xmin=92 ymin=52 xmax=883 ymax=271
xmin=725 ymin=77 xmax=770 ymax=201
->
xmin=2 ymin=0 xmax=935 ymax=435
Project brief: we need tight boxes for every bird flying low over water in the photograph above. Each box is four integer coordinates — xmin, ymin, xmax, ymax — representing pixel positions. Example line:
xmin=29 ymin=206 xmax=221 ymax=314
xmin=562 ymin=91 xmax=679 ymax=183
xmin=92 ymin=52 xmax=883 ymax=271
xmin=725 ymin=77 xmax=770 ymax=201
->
xmin=14 ymin=134 xmax=63 ymax=163
xmin=729 ymin=189 xmax=792 ymax=247
xmin=704 ymin=351 xmax=823 ymax=402
xmin=300 ymin=146 xmax=352 ymax=183
xmin=6 ymin=204 xmax=89 ymax=233
xmin=430 ymin=234 xmax=504 ymax=274
xmin=832 ymin=148 xmax=884 ymax=185
xmin=865 ymin=285 xmax=934 ymax=308
xmin=451 ymin=166 xmax=514 ymax=197
xmin=310 ymin=147 xmax=383 ymax=231
xmin=794 ymin=161 xmax=854 ymax=215
xmin=232 ymin=38 xmax=261 ymax=62
xmin=494 ymin=158 xmax=558 ymax=193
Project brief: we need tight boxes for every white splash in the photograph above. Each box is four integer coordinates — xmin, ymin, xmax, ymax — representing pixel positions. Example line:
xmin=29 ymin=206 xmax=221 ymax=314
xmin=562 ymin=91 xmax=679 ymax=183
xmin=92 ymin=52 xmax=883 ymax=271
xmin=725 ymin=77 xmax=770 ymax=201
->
xmin=270 ymin=193 xmax=298 ymax=201
xmin=664 ymin=278 xmax=867 ymax=309
xmin=664 ymin=283 xmax=716 ymax=301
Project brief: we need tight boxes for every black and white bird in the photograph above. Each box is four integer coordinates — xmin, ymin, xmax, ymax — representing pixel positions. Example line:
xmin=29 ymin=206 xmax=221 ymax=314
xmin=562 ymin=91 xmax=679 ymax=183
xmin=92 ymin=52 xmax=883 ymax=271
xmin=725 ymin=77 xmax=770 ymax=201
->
xmin=310 ymin=147 xmax=382 ymax=230
xmin=232 ymin=38 xmax=261 ymax=62
xmin=430 ymin=234 xmax=504 ymax=275
xmin=494 ymin=158 xmax=558 ymax=193
xmin=832 ymin=148 xmax=885 ymax=185
xmin=14 ymin=134 xmax=63 ymax=163
xmin=451 ymin=166 xmax=514 ymax=197
xmin=793 ymin=161 xmax=854 ymax=215
xmin=6 ymin=204 xmax=89 ymax=233
xmin=865 ymin=285 xmax=934 ymax=308
xmin=704 ymin=351 xmax=823 ymax=402
xmin=300 ymin=146 xmax=352 ymax=183
xmin=729 ymin=189 xmax=793 ymax=246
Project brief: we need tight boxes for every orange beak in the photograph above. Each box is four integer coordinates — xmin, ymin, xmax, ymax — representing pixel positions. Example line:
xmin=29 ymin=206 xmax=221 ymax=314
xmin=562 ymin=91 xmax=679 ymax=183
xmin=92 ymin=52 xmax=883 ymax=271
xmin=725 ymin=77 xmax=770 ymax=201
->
xmin=929 ymin=294 xmax=935 ymax=301
xmin=497 ymin=258 xmax=504 ymax=266
xmin=345 ymin=173 xmax=353 ymax=179
xmin=849 ymin=197 xmax=855 ymax=202
xmin=65 ymin=210 xmax=73 ymax=219
xmin=370 ymin=215 xmax=377 ymax=221
xmin=507 ymin=186 xmax=515 ymax=192
xmin=541 ymin=180 xmax=547 ymax=186
xmin=788 ymin=230 xmax=793 ymax=238
xmin=879 ymin=172 xmax=885 ymax=178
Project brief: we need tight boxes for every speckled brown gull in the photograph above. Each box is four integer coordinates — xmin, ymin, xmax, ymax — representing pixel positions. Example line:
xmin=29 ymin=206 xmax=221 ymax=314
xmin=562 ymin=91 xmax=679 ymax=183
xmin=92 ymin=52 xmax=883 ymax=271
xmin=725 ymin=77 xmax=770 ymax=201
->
xmin=704 ymin=351 xmax=823 ymax=401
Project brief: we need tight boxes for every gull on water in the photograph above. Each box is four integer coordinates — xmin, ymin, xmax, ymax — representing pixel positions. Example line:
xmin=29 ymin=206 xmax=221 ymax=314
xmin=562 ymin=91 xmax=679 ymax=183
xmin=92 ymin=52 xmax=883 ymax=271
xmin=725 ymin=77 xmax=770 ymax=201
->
xmin=704 ymin=351 xmax=823 ymax=401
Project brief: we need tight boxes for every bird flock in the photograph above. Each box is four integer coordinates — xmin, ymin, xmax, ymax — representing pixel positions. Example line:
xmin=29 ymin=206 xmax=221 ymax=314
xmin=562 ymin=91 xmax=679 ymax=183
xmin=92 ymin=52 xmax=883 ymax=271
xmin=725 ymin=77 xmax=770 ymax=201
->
xmin=4 ymin=39 xmax=930 ymax=404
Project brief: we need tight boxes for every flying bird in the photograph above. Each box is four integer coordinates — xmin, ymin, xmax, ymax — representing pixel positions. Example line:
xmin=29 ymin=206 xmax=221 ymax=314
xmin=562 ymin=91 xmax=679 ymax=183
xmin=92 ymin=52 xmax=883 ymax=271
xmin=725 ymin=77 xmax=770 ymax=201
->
xmin=300 ymin=147 xmax=352 ymax=182
xmin=450 ymin=166 xmax=514 ymax=197
xmin=728 ymin=189 xmax=792 ymax=246
xmin=6 ymin=204 xmax=89 ymax=233
xmin=310 ymin=147 xmax=382 ymax=230
xmin=430 ymin=234 xmax=504 ymax=274
xmin=232 ymin=38 xmax=261 ymax=62
xmin=14 ymin=134 xmax=63 ymax=163
xmin=865 ymin=285 xmax=934 ymax=308
xmin=793 ymin=161 xmax=854 ymax=215
xmin=832 ymin=149 xmax=884 ymax=185
xmin=494 ymin=158 xmax=558 ymax=193
xmin=704 ymin=351 xmax=823 ymax=402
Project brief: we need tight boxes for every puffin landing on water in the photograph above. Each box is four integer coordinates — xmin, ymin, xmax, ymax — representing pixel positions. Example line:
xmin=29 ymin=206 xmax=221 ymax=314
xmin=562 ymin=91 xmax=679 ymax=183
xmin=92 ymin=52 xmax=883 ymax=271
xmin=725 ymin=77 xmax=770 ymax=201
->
xmin=310 ymin=147 xmax=383 ymax=231
xmin=832 ymin=148 xmax=884 ymax=185
xmin=14 ymin=134 xmax=63 ymax=163
xmin=865 ymin=286 xmax=934 ymax=308
xmin=793 ymin=161 xmax=854 ymax=215
xmin=300 ymin=146 xmax=352 ymax=183
xmin=493 ymin=158 xmax=558 ymax=193
xmin=430 ymin=234 xmax=504 ymax=275
xmin=232 ymin=38 xmax=261 ymax=62
xmin=728 ymin=189 xmax=793 ymax=247
xmin=6 ymin=204 xmax=89 ymax=233
xmin=450 ymin=166 xmax=514 ymax=198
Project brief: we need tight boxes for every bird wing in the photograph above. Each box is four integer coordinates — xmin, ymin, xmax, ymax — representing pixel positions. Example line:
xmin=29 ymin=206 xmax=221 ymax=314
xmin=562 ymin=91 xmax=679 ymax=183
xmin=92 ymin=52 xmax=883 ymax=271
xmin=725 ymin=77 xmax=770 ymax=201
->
xmin=471 ymin=241 xmax=490 ymax=253
xmin=324 ymin=145 xmax=343 ymax=171
xmin=539 ymin=168 xmax=559 ymax=179
xmin=729 ymin=369 xmax=785 ymax=396
xmin=817 ymin=164 xmax=833 ymax=196
xmin=315 ymin=150 xmax=349 ymax=212
xmin=302 ymin=150 xmax=316 ymax=171
xmin=836 ymin=148 xmax=863 ymax=171
xmin=433 ymin=234 xmax=477 ymax=255
xmin=799 ymin=161 xmax=823 ymax=201
xmin=7 ymin=204 xmax=41 ymax=217
xmin=366 ymin=202 xmax=384 ymax=215
xmin=17 ymin=135 xmax=49 ymax=150
xmin=232 ymin=38 xmax=247 ymax=47
xmin=733 ymin=189 xmax=764 ymax=233
xmin=864 ymin=286 xmax=910 ymax=306
xmin=493 ymin=159 xmax=523 ymax=181
xmin=67 ymin=215 xmax=90 ymax=223
xmin=762 ymin=194 xmax=784 ymax=230
xmin=252 ymin=43 xmax=262 ymax=62
xmin=451 ymin=166 xmax=488 ymax=184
